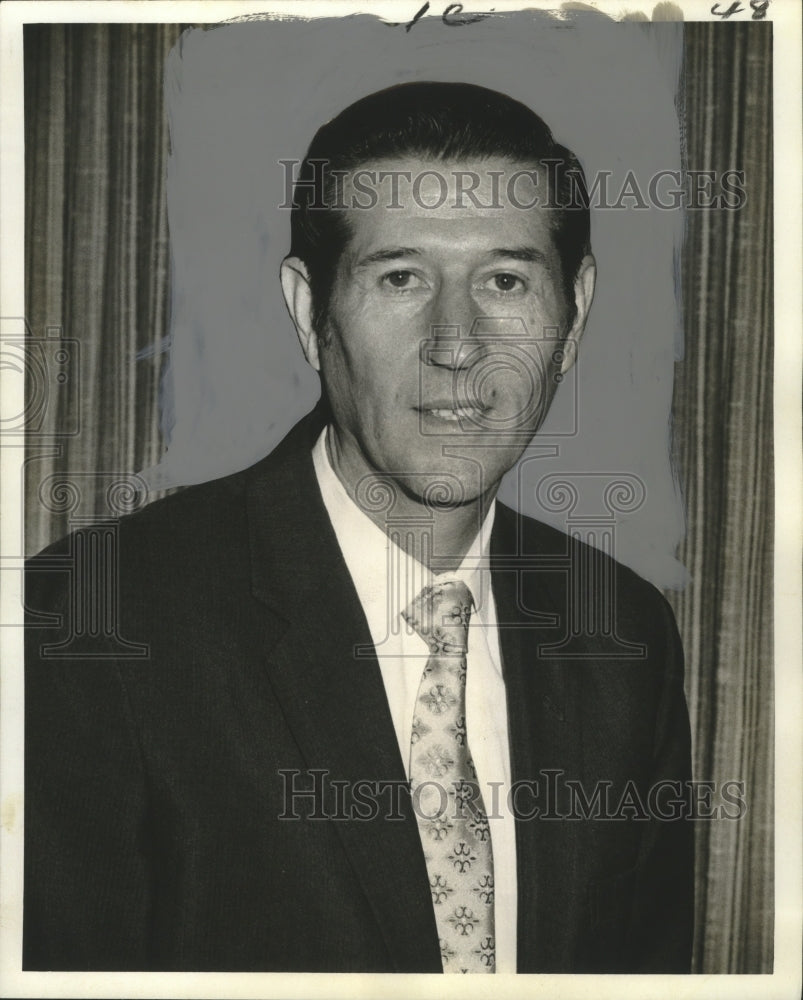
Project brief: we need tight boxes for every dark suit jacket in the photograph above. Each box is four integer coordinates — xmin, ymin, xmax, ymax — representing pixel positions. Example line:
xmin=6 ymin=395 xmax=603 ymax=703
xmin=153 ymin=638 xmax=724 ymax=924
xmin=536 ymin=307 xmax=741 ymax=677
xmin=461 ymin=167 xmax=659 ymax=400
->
xmin=24 ymin=408 xmax=694 ymax=972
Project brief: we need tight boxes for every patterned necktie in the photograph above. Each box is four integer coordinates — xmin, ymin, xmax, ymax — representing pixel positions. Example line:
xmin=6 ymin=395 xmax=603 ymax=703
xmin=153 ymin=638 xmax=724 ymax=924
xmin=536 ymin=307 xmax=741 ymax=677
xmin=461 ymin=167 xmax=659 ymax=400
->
xmin=403 ymin=580 xmax=496 ymax=973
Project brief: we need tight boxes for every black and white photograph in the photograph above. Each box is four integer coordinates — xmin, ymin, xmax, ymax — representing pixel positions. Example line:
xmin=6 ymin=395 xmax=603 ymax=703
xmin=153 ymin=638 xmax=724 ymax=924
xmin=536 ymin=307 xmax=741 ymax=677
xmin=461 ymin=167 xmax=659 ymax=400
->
xmin=0 ymin=0 xmax=799 ymax=996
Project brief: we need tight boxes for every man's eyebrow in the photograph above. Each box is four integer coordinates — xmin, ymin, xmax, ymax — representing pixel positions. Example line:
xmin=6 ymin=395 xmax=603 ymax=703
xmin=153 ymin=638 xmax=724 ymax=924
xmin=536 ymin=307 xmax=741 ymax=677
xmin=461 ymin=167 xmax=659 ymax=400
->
xmin=489 ymin=246 xmax=548 ymax=263
xmin=352 ymin=245 xmax=549 ymax=268
xmin=354 ymin=247 xmax=422 ymax=267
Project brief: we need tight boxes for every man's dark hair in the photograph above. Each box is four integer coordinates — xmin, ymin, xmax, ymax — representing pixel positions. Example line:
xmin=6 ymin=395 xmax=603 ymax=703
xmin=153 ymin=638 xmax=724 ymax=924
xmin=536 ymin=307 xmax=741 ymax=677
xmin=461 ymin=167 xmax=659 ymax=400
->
xmin=288 ymin=81 xmax=592 ymax=333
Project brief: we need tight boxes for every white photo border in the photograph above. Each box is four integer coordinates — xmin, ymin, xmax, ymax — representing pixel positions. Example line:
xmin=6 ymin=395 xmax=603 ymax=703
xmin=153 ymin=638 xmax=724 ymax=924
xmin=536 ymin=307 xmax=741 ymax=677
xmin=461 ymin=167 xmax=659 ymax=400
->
xmin=1 ymin=2 xmax=800 ymax=998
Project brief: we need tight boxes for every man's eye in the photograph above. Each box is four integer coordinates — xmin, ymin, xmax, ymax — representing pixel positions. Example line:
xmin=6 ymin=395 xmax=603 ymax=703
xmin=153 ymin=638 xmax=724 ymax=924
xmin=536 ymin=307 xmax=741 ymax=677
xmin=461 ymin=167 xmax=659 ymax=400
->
xmin=382 ymin=270 xmax=419 ymax=289
xmin=485 ymin=273 xmax=524 ymax=293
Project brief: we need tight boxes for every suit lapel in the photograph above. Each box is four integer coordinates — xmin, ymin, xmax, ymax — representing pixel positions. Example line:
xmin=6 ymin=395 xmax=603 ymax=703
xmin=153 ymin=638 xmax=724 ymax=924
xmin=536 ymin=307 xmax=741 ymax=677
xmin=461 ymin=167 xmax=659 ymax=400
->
xmin=244 ymin=413 xmax=442 ymax=972
xmin=491 ymin=505 xmax=585 ymax=972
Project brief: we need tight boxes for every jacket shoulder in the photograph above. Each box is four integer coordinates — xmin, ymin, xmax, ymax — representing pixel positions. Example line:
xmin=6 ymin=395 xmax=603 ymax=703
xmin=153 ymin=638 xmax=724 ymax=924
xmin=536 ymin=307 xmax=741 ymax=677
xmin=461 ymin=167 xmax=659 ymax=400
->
xmin=494 ymin=501 xmax=681 ymax=662
xmin=496 ymin=500 xmax=665 ymax=593
xmin=27 ymin=407 xmax=325 ymax=567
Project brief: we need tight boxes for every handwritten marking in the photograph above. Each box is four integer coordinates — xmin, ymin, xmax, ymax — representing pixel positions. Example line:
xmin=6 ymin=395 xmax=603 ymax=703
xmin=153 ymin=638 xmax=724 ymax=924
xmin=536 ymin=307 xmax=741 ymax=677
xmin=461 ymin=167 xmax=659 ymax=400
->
xmin=711 ymin=2 xmax=745 ymax=17
xmin=386 ymin=2 xmax=494 ymax=30
xmin=442 ymin=3 xmax=492 ymax=26
xmin=711 ymin=0 xmax=770 ymax=17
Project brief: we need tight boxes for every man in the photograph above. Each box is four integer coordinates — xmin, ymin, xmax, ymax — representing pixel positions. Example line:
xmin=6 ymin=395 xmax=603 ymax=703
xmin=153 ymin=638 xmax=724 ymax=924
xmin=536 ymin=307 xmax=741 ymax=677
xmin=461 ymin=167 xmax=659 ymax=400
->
xmin=24 ymin=82 xmax=694 ymax=973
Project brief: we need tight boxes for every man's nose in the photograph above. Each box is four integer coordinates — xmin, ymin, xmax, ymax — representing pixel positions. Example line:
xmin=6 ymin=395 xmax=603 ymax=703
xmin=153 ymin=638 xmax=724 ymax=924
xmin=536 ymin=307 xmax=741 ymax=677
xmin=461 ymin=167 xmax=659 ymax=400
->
xmin=422 ymin=285 xmax=483 ymax=371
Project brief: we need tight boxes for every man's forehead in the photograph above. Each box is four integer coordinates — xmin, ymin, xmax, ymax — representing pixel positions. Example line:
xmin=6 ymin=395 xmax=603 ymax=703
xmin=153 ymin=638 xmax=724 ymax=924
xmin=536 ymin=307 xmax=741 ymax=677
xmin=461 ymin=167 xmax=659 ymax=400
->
xmin=333 ymin=157 xmax=559 ymax=266
xmin=338 ymin=156 xmax=552 ymax=219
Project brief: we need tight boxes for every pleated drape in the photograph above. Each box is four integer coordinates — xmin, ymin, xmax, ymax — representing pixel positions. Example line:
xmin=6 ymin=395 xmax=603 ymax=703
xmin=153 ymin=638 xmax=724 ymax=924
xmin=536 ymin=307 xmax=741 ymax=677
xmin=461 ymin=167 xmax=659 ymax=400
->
xmin=22 ymin=20 xmax=774 ymax=974
xmin=668 ymin=22 xmax=774 ymax=974
xmin=23 ymin=24 xmax=186 ymax=555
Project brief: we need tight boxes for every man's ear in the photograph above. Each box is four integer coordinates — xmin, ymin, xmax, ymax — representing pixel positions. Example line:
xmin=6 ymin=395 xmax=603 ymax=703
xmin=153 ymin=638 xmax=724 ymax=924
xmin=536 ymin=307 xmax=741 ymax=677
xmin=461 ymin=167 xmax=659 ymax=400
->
xmin=280 ymin=256 xmax=321 ymax=371
xmin=559 ymin=254 xmax=597 ymax=375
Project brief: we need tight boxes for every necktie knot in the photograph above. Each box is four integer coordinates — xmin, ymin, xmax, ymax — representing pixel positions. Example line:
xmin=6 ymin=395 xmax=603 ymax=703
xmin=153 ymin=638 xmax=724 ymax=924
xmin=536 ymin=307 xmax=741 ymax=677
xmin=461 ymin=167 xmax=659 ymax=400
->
xmin=403 ymin=580 xmax=474 ymax=655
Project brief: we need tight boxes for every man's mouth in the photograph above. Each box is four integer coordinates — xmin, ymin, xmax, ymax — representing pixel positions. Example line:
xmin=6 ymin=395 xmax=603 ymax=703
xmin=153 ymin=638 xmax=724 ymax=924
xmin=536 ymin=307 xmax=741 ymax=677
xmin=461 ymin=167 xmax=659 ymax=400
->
xmin=425 ymin=406 xmax=483 ymax=422
xmin=418 ymin=401 xmax=490 ymax=423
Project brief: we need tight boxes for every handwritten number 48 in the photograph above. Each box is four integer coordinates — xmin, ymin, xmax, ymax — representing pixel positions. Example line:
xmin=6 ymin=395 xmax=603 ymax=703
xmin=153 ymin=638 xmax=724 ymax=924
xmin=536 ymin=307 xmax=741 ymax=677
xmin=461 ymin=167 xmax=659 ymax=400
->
xmin=711 ymin=1 xmax=770 ymax=18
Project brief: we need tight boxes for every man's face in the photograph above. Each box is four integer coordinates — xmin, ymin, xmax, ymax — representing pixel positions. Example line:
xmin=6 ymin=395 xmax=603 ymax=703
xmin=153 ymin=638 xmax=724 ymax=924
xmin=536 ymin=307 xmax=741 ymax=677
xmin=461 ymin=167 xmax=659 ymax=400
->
xmin=288 ymin=157 xmax=595 ymax=507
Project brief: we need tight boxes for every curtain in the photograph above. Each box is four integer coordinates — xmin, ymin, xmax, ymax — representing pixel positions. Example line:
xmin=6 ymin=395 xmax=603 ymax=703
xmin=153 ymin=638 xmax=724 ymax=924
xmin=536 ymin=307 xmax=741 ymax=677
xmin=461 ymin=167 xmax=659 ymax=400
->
xmin=668 ymin=22 xmax=774 ymax=974
xmin=23 ymin=20 xmax=774 ymax=974
xmin=23 ymin=23 xmax=186 ymax=555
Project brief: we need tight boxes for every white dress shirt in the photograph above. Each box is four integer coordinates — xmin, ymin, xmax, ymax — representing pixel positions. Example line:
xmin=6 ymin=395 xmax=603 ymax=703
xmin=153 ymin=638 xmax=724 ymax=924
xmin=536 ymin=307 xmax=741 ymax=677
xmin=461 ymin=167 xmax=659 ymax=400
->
xmin=311 ymin=426 xmax=518 ymax=972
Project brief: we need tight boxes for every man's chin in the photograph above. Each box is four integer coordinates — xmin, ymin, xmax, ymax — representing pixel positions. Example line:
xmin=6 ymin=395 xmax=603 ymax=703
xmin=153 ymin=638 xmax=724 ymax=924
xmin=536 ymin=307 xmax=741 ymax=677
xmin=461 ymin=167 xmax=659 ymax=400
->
xmin=360 ymin=461 xmax=497 ymax=513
